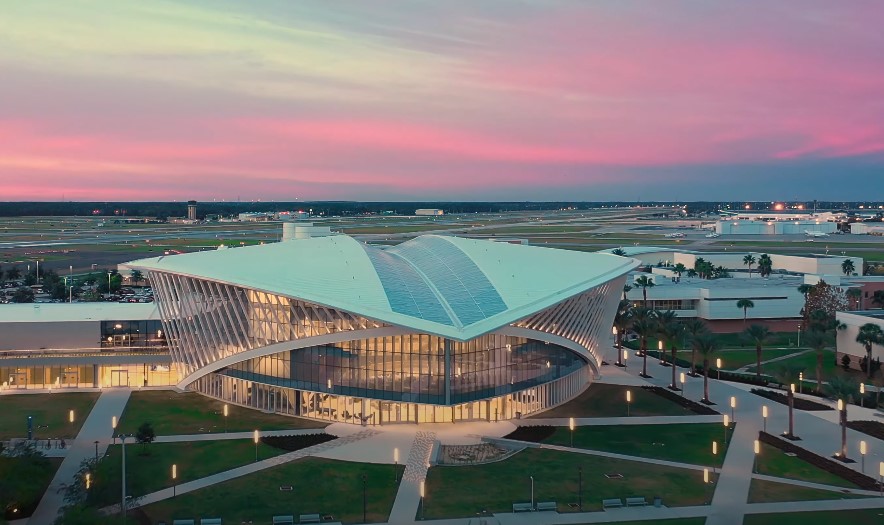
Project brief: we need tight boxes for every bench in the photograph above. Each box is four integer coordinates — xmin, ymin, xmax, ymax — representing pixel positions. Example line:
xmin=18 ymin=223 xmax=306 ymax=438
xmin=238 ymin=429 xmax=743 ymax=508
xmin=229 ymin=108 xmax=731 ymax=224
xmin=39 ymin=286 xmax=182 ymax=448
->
xmin=200 ymin=520 xmax=222 ymax=525
xmin=273 ymin=517 xmax=295 ymax=525
xmin=602 ymin=498 xmax=623 ymax=509
xmin=536 ymin=501 xmax=557 ymax=511
xmin=626 ymin=497 xmax=647 ymax=507
xmin=171 ymin=520 xmax=194 ymax=525
xmin=299 ymin=514 xmax=321 ymax=524
xmin=512 ymin=502 xmax=533 ymax=512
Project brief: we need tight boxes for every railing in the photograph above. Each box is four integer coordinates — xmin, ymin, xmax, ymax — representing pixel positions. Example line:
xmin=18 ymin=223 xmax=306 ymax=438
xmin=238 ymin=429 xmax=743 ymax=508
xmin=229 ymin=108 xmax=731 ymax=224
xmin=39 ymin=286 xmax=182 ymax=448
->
xmin=0 ymin=347 xmax=169 ymax=359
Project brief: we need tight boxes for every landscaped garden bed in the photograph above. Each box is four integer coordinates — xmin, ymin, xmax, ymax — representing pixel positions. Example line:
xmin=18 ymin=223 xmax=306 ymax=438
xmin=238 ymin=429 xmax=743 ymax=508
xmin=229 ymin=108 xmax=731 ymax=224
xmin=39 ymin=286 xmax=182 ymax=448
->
xmin=750 ymin=388 xmax=833 ymax=411
xmin=503 ymin=425 xmax=555 ymax=442
xmin=641 ymin=386 xmax=720 ymax=415
xmin=846 ymin=420 xmax=884 ymax=441
xmin=758 ymin=432 xmax=880 ymax=490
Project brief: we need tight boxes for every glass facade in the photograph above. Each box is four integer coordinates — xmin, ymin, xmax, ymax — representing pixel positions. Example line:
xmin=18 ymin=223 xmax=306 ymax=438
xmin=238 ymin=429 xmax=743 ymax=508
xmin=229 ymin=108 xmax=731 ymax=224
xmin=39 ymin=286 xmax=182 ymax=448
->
xmin=0 ymin=362 xmax=177 ymax=389
xmin=100 ymin=320 xmax=167 ymax=350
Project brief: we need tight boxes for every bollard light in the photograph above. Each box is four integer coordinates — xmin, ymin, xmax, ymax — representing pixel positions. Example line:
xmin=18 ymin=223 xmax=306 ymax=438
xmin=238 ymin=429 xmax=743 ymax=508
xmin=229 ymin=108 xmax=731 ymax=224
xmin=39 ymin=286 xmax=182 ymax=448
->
xmin=85 ymin=472 xmax=91 ymax=490
xmin=112 ymin=416 xmax=117 ymax=430
xmin=762 ymin=406 xmax=768 ymax=418
xmin=680 ymin=372 xmax=686 ymax=383
xmin=754 ymin=440 xmax=760 ymax=454
xmin=712 ymin=441 xmax=717 ymax=455
xmin=623 ymin=349 xmax=628 ymax=361
xmin=658 ymin=341 xmax=663 ymax=350
xmin=69 ymin=410 xmax=75 ymax=424
xmin=730 ymin=397 xmax=736 ymax=409
xmin=172 ymin=464 xmax=177 ymax=480
xmin=716 ymin=358 xmax=721 ymax=369
xmin=838 ymin=399 xmax=844 ymax=411
xmin=612 ymin=327 xmax=617 ymax=335
xmin=703 ymin=468 xmax=709 ymax=483
xmin=723 ymin=414 xmax=729 ymax=427
xmin=420 ymin=480 xmax=425 ymax=498
xmin=790 ymin=383 xmax=795 ymax=394
xmin=223 ymin=404 xmax=228 ymax=417
xmin=569 ymin=417 xmax=575 ymax=431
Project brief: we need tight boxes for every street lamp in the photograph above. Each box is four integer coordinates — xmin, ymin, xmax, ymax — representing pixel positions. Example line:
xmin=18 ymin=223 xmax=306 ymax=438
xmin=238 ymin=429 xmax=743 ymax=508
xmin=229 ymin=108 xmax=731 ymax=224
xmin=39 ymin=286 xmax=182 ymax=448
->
xmin=860 ymin=441 xmax=867 ymax=473
xmin=626 ymin=390 xmax=632 ymax=416
xmin=112 ymin=416 xmax=117 ymax=444
xmin=762 ymin=405 xmax=768 ymax=433
xmin=119 ymin=433 xmax=132 ymax=521
xmin=529 ymin=476 xmax=534 ymax=509
xmin=837 ymin=399 xmax=848 ymax=459
xmin=730 ymin=396 xmax=736 ymax=421
xmin=753 ymin=439 xmax=760 ymax=473
xmin=799 ymin=372 xmax=803 ymax=394
xmin=419 ymin=480 xmax=426 ymax=520
xmin=880 ymin=462 xmax=883 ymax=497
xmin=253 ymin=430 xmax=260 ymax=462
xmin=716 ymin=358 xmax=722 ymax=380
xmin=680 ymin=372 xmax=686 ymax=397
xmin=712 ymin=441 xmax=718 ymax=474
xmin=569 ymin=417 xmax=575 ymax=447
xmin=394 ymin=448 xmax=399 ymax=482
xmin=69 ymin=409 xmax=75 ymax=432
xmin=723 ymin=414 xmax=730 ymax=443
xmin=223 ymin=404 xmax=228 ymax=433
xmin=613 ymin=327 xmax=624 ymax=367
xmin=172 ymin=464 xmax=177 ymax=497
xmin=860 ymin=383 xmax=865 ymax=408
xmin=577 ymin=466 xmax=583 ymax=511
xmin=85 ymin=471 xmax=91 ymax=490
xmin=658 ymin=340 xmax=665 ymax=365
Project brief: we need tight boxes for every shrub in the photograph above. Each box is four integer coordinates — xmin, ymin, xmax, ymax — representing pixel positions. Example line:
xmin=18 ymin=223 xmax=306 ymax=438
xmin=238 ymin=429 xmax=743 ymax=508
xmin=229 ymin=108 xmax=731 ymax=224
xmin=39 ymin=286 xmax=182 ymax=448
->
xmin=841 ymin=354 xmax=851 ymax=370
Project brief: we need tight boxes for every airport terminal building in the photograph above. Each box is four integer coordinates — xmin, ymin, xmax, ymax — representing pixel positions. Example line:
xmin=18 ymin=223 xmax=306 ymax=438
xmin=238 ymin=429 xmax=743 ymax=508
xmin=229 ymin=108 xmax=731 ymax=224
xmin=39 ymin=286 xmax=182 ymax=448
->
xmin=130 ymin=235 xmax=635 ymax=424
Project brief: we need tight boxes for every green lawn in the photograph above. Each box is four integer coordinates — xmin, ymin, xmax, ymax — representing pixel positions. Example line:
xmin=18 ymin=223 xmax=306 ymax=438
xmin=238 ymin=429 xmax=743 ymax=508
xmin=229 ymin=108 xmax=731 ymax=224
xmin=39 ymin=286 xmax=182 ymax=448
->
xmin=572 ymin=520 xmax=706 ymax=525
xmin=86 ymin=439 xmax=288 ymax=507
xmin=746 ymin=349 xmax=867 ymax=383
xmin=713 ymin=349 xmax=801 ymax=370
xmin=139 ymin=458 xmax=403 ymax=524
xmin=755 ymin=442 xmax=859 ymax=488
xmin=532 ymin=383 xmax=694 ymax=419
xmin=744 ymin=508 xmax=884 ymax=525
xmin=543 ymin=423 xmax=734 ymax=467
xmin=0 ymin=455 xmax=62 ymax=519
xmin=117 ymin=391 xmax=327 ymax=435
xmin=629 ymin=332 xmax=808 ymax=354
xmin=423 ymin=448 xmax=715 ymax=519
xmin=747 ymin=478 xmax=871 ymax=503
xmin=0 ymin=392 xmax=100 ymax=439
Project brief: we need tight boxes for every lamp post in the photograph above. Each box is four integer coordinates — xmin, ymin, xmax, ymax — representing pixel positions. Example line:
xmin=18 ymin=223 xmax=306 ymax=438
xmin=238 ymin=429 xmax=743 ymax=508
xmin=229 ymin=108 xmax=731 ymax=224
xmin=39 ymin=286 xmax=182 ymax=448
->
xmin=613 ymin=327 xmax=624 ymax=367
xmin=680 ymin=372 xmax=686 ymax=397
xmin=658 ymin=340 xmax=665 ymax=366
xmin=626 ymin=390 xmax=632 ymax=417
xmin=860 ymin=441 xmax=867 ymax=473
xmin=394 ymin=448 xmax=399 ymax=482
xmin=69 ymin=409 xmax=75 ymax=432
xmin=860 ymin=383 xmax=865 ymax=408
xmin=723 ymin=415 xmax=730 ymax=444
xmin=880 ymin=462 xmax=883 ymax=497
xmin=107 ymin=271 xmax=112 ymax=296
xmin=85 ymin=471 xmax=91 ymax=490
xmin=172 ymin=464 xmax=177 ymax=497
xmin=569 ymin=417 xmax=575 ymax=447
xmin=716 ymin=358 xmax=722 ymax=380
xmin=112 ymin=416 xmax=117 ymax=444
xmin=253 ymin=430 xmax=260 ymax=462
xmin=69 ymin=265 xmax=73 ymax=303
xmin=837 ymin=399 xmax=848 ymax=460
xmin=119 ymin=434 xmax=130 ymax=522
xmin=529 ymin=476 xmax=534 ymax=509
xmin=419 ymin=480 xmax=425 ymax=520
xmin=94 ymin=440 xmax=99 ymax=463
xmin=753 ymin=439 xmax=760 ymax=473
xmin=799 ymin=372 xmax=803 ymax=394
xmin=730 ymin=396 xmax=736 ymax=422
xmin=712 ymin=441 xmax=718 ymax=474
xmin=762 ymin=405 xmax=768 ymax=433
xmin=223 ymin=404 xmax=228 ymax=433
xmin=577 ymin=466 xmax=583 ymax=511
xmin=362 ymin=473 xmax=367 ymax=523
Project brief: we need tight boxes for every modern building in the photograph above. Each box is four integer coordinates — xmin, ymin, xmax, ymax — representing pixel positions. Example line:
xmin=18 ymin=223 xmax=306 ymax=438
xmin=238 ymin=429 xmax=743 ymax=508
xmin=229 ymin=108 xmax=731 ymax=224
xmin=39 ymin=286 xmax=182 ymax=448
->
xmin=281 ymin=222 xmax=333 ymax=241
xmin=715 ymin=219 xmax=838 ymax=235
xmin=128 ymin=235 xmax=635 ymax=424
xmin=836 ymin=311 xmax=884 ymax=372
xmin=187 ymin=200 xmax=197 ymax=221
xmin=415 ymin=209 xmax=444 ymax=216
xmin=0 ymin=303 xmax=175 ymax=389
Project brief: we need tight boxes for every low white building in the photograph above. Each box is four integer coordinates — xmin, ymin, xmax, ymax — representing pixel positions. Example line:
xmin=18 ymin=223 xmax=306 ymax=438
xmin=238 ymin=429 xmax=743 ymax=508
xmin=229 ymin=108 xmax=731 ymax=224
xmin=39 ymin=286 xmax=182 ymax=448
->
xmin=671 ymin=252 xmax=863 ymax=277
xmin=415 ymin=209 xmax=444 ymax=216
xmin=835 ymin=311 xmax=884 ymax=372
xmin=715 ymin=219 xmax=838 ymax=235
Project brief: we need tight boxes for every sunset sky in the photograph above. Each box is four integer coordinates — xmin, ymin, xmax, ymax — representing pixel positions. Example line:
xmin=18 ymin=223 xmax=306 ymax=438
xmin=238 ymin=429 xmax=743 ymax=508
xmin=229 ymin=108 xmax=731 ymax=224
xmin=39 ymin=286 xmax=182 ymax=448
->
xmin=1 ymin=1 xmax=883 ymax=201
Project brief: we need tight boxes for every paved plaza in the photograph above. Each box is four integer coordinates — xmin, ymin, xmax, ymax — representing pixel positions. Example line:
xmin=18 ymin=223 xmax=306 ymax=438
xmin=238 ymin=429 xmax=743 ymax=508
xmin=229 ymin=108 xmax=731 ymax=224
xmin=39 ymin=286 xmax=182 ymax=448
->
xmin=6 ymin=355 xmax=883 ymax=525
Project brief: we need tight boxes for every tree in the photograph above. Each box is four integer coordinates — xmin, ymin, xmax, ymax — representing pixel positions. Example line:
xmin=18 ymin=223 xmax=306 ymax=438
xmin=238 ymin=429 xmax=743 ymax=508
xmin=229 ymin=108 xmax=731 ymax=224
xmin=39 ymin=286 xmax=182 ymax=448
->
xmin=685 ymin=268 xmax=697 ymax=278
xmin=0 ymin=442 xmax=54 ymax=518
xmin=612 ymin=300 xmax=632 ymax=366
xmin=611 ymin=248 xmax=627 ymax=256
xmin=841 ymin=259 xmax=855 ymax=277
xmin=633 ymin=275 xmax=655 ymax=306
xmin=743 ymin=254 xmax=756 ymax=277
xmin=846 ymin=287 xmax=862 ymax=311
xmin=673 ymin=263 xmax=687 ymax=278
xmin=12 ymin=286 xmax=35 ymax=303
xmin=656 ymin=310 xmax=683 ymax=390
xmin=827 ymin=375 xmax=860 ymax=459
xmin=682 ymin=318 xmax=709 ymax=376
xmin=855 ymin=323 xmax=884 ymax=381
xmin=693 ymin=334 xmax=719 ymax=404
xmin=803 ymin=330 xmax=829 ymax=393
xmin=630 ymin=307 xmax=656 ymax=378
xmin=736 ymin=298 xmax=754 ymax=325
xmin=135 ymin=422 xmax=156 ymax=453
xmin=6 ymin=265 xmax=22 ymax=281
xmin=742 ymin=325 xmax=771 ymax=380
xmin=803 ymin=281 xmax=847 ymax=327
xmin=622 ymin=284 xmax=632 ymax=301
xmin=130 ymin=270 xmax=144 ymax=286
xmin=757 ymin=254 xmax=773 ymax=277
xmin=773 ymin=364 xmax=805 ymax=439
xmin=797 ymin=283 xmax=813 ymax=316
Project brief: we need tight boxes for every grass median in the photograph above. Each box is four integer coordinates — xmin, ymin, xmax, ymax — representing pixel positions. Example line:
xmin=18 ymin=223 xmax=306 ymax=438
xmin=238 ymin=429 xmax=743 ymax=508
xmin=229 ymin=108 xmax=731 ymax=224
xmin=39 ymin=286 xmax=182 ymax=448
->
xmin=0 ymin=392 xmax=100 ymax=440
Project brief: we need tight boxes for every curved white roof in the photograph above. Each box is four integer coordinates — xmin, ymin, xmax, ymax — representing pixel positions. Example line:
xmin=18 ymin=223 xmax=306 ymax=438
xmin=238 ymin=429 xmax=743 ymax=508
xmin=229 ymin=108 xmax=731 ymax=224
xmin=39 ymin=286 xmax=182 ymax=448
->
xmin=130 ymin=235 xmax=637 ymax=341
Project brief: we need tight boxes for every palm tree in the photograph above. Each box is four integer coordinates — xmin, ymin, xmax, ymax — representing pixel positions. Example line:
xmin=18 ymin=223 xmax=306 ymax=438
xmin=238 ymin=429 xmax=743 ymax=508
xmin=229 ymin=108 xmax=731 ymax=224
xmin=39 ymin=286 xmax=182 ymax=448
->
xmin=846 ymin=288 xmax=862 ymax=311
xmin=130 ymin=269 xmax=144 ymax=286
xmin=774 ymin=364 xmax=805 ymax=439
xmin=631 ymin=307 xmax=656 ymax=378
xmin=827 ymin=375 xmax=860 ymax=459
xmin=797 ymin=283 xmax=813 ymax=316
xmin=673 ymin=263 xmax=687 ymax=279
xmin=841 ymin=259 xmax=856 ymax=276
xmin=803 ymin=330 xmax=828 ymax=393
xmin=612 ymin=300 xmax=633 ymax=367
xmin=611 ymin=248 xmax=627 ymax=257
xmin=656 ymin=311 xmax=683 ymax=390
xmin=743 ymin=254 xmax=757 ymax=277
xmin=682 ymin=318 xmax=709 ymax=376
xmin=742 ymin=324 xmax=771 ymax=379
xmin=622 ymin=284 xmax=633 ymax=301
xmin=686 ymin=268 xmax=698 ymax=278
xmin=634 ymin=275 xmax=655 ymax=306
xmin=757 ymin=254 xmax=773 ymax=277
xmin=856 ymin=323 xmax=884 ymax=380
xmin=736 ymin=299 xmax=755 ymax=325
xmin=693 ymin=334 xmax=719 ymax=404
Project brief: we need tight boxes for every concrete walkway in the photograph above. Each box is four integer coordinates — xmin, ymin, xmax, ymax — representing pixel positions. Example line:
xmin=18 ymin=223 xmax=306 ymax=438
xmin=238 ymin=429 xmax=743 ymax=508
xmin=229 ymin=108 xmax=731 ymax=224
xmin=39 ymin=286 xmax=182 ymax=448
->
xmin=29 ymin=388 xmax=131 ymax=524
xmin=388 ymin=431 xmax=437 ymax=523
xmin=734 ymin=349 xmax=811 ymax=372
xmin=154 ymin=428 xmax=327 ymax=443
